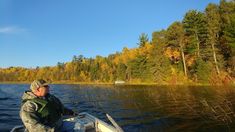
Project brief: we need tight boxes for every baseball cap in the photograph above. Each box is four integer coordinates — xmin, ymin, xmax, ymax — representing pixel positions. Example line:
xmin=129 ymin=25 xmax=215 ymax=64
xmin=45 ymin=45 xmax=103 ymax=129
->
xmin=30 ymin=79 xmax=49 ymax=91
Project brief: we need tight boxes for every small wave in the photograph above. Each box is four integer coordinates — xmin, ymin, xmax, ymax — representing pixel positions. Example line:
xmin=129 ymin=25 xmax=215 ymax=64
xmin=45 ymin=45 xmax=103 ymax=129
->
xmin=0 ymin=113 xmax=12 ymax=117
xmin=0 ymin=97 xmax=11 ymax=100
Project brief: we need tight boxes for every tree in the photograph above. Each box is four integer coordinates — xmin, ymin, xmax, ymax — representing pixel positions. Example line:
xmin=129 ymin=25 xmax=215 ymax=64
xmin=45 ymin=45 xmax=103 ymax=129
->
xmin=127 ymin=55 xmax=150 ymax=82
xmin=183 ymin=10 xmax=207 ymax=58
xmin=151 ymin=30 xmax=172 ymax=83
xmin=137 ymin=33 xmax=149 ymax=47
xmin=224 ymin=14 xmax=235 ymax=76
xmin=219 ymin=0 xmax=235 ymax=76
xmin=205 ymin=3 xmax=222 ymax=75
xmin=116 ymin=63 xmax=127 ymax=80
xmin=195 ymin=59 xmax=213 ymax=83
xmin=166 ymin=22 xmax=188 ymax=77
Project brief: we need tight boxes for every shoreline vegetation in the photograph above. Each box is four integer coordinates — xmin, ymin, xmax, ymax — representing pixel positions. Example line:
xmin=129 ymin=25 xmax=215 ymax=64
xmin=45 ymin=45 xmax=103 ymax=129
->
xmin=0 ymin=1 xmax=234 ymax=86
xmin=0 ymin=81 xmax=234 ymax=87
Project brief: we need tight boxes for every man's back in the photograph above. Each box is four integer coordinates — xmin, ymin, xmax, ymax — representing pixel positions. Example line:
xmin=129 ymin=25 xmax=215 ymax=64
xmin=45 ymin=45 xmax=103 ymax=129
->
xmin=20 ymin=91 xmax=63 ymax=132
xmin=20 ymin=79 xmax=76 ymax=132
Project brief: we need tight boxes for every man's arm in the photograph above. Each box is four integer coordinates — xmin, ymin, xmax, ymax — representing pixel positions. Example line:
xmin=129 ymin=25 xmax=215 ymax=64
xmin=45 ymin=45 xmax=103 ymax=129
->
xmin=20 ymin=101 xmax=55 ymax=132
xmin=52 ymin=95 xmax=76 ymax=116
xmin=62 ymin=106 xmax=76 ymax=115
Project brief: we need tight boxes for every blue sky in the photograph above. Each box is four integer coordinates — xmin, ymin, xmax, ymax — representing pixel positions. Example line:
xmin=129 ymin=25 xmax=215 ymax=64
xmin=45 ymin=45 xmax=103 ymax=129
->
xmin=0 ymin=0 xmax=220 ymax=68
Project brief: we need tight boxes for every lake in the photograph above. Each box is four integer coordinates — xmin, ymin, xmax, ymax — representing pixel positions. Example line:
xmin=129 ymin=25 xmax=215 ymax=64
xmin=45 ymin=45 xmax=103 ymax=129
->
xmin=0 ymin=84 xmax=235 ymax=132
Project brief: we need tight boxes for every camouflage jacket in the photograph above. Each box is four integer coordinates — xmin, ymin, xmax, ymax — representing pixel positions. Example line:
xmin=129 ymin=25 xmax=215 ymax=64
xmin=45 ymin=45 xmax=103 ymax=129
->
xmin=20 ymin=91 xmax=74 ymax=132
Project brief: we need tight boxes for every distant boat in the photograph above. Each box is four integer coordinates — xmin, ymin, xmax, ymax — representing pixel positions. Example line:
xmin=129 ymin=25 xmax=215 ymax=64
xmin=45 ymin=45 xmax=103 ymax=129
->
xmin=11 ymin=112 xmax=123 ymax=132
xmin=114 ymin=81 xmax=125 ymax=84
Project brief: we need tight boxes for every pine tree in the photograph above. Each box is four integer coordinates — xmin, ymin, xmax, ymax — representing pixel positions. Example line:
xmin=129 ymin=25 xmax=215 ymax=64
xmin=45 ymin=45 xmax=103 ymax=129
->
xmin=151 ymin=30 xmax=172 ymax=83
xmin=205 ymin=3 xmax=222 ymax=75
xmin=138 ymin=33 xmax=149 ymax=47
xmin=183 ymin=10 xmax=207 ymax=58
xmin=166 ymin=22 xmax=188 ymax=77
xmin=219 ymin=0 xmax=235 ymax=76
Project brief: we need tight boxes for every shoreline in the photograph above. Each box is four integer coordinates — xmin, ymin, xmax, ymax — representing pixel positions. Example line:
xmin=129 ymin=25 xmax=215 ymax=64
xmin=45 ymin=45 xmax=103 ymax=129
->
xmin=0 ymin=81 xmax=234 ymax=86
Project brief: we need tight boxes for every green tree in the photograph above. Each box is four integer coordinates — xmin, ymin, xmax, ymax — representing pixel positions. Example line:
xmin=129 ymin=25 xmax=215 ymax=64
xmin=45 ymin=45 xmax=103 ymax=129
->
xmin=183 ymin=10 xmax=207 ymax=58
xmin=166 ymin=22 xmax=188 ymax=77
xmin=224 ymin=14 xmax=235 ymax=76
xmin=151 ymin=30 xmax=172 ymax=83
xmin=219 ymin=0 xmax=235 ymax=76
xmin=195 ymin=59 xmax=213 ymax=83
xmin=205 ymin=3 xmax=222 ymax=75
xmin=116 ymin=63 xmax=127 ymax=80
xmin=138 ymin=33 xmax=149 ymax=47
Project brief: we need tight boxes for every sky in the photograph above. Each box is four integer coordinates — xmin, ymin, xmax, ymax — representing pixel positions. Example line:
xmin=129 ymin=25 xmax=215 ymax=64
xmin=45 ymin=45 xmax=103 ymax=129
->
xmin=0 ymin=0 xmax=220 ymax=68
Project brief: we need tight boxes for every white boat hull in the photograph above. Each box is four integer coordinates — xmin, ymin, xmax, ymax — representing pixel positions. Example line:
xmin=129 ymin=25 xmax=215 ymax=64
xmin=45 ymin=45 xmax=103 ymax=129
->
xmin=11 ymin=112 xmax=123 ymax=132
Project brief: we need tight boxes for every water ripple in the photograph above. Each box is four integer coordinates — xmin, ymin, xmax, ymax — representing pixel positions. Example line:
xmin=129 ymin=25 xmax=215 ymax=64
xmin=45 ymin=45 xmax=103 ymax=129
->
xmin=1 ymin=84 xmax=235 ymax=132
xmin=0 ymin=97 xmax=11 ymax=100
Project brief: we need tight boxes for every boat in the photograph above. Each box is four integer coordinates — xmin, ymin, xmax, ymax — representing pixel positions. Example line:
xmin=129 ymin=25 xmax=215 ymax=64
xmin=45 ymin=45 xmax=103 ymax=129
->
xmin=114 ymin=81 xmax=125 ymax=85
xmin=11 ymin=112 xmax=124 ymax=132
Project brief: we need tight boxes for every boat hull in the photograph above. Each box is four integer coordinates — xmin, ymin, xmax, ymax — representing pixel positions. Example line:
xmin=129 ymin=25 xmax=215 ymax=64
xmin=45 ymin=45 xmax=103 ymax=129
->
xmin=11 ymin=112 xmax=123 ymax=132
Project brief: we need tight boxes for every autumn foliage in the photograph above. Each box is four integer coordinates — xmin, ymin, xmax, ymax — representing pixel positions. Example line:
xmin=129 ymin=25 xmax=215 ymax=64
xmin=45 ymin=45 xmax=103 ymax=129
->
xmin=0 ymin=0 xmax=234 ymax=85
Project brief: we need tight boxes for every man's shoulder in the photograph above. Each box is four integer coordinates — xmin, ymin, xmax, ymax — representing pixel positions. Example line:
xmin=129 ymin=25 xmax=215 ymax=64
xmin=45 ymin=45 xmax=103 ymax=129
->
xmin=47 ymin=93 xmax=58 ymax=99
xmin=47 ymin=94 xmax=61 ymax=102
xmin=21 ymin=100 xmax=38 ymax=112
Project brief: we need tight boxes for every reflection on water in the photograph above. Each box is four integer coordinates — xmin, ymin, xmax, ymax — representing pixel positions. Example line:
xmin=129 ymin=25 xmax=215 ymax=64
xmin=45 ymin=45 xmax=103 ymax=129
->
xmin=0 ymin=84 xmax=235 ymax=131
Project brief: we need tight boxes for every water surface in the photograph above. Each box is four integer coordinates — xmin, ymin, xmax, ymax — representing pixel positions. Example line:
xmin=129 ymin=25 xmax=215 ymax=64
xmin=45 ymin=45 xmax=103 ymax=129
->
xmin=0 ymin=84 xmax=235 ymax=132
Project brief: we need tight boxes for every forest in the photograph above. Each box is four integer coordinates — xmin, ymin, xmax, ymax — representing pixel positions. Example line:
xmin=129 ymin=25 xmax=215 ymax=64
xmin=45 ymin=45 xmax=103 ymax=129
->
xmin=0 ymin=0 xmax=234 ymax=85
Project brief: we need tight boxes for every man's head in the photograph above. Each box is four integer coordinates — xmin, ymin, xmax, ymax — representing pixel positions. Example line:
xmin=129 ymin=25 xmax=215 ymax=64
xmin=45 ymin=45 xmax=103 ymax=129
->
xmin=30 ymin=79 xmax=50 ymax=97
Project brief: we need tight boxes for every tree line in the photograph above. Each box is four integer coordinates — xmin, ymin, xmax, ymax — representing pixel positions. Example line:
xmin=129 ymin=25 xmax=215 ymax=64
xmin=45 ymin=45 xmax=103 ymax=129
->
xmin=0 ymin=0 xmax=234 ymax=85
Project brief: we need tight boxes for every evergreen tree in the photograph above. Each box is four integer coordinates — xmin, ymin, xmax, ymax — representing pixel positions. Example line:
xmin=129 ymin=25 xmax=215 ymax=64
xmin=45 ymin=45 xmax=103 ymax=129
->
xmin=151 ymin=30 xmax=172 ymax=83
xmin=195 ymin=59 xmax=213 ymax=83
xmin=224 ymin=13 xmax=235 ymax=76
xmin=138 ymin=33 xmax=149 ymax=47
xmin=166 ymin=22 xmax=188 ymax=77
xmin=183 ymin=10 xmax=207 ymax=58
xmin=219 ymin=0 xmax=235 ymax=76
xmin=205 ymin=3 xmax=222 ymax=75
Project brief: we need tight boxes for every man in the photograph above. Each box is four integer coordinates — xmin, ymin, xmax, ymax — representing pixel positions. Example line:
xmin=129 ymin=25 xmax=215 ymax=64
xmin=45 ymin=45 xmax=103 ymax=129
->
xmin=20 ymin=79 xmax=76 ymax=132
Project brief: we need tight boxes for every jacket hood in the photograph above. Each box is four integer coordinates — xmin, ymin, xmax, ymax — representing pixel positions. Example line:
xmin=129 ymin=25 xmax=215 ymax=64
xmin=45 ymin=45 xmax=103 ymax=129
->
xmin=21 ymin=91 xmax=37 ymax=100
